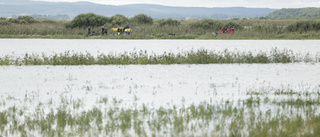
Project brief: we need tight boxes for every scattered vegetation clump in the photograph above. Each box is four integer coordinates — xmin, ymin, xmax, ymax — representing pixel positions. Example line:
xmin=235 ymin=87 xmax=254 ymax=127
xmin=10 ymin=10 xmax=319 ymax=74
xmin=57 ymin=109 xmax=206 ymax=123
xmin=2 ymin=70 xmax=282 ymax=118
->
xmin=0 ymin=48 xmax=317 ymax=65
xmin=157 ymin=18 xmax=181 ymax=26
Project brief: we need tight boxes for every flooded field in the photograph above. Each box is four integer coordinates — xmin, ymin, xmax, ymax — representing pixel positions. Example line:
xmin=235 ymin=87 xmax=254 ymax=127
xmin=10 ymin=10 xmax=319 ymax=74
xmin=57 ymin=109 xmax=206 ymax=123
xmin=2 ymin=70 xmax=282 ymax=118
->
xmin=0 ymin=40 xmax=320 ymax=136
xmin=1 ymin=39 xmax=320 ymax=56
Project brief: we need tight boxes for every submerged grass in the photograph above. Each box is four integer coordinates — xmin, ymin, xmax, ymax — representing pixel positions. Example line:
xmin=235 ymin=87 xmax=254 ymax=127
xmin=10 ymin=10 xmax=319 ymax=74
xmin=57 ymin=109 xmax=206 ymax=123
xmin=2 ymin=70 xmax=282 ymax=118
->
xmin=1 ymin=95 xmax=320 ymax=136
xmin=1 ymin=84 xmax=320 ymax=136
xmin=0 ymin=48 xmax=318 ymax=65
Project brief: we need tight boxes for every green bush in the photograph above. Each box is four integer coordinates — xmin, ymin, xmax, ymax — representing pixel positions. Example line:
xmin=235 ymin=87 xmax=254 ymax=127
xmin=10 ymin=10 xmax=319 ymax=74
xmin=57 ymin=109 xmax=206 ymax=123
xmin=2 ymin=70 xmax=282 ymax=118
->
xmin=188 ymin=19 xmax=224 ymax=30
xmin=0 ymin=20 xmax=10 ymax=25
xmin=65 ymin=13 xmax=108 ymax=28
xmin=40 ymin=19 xmax=56 ymax=23
xmin=8 ymin=16 xmax=39 ymax=24
xmin=157 ymin=18 xmax=180 ymax=26
xmin=17 ymin=16 xmax=39 ymax=23
xmin=189 ymin=19 xmax=243 ymax=31
xmin=131 ymin=14 xmax=153 ymax=25
xmin=252 ymin=23 xmax=281 ymax=33
xmin=286 ymin=19 xmax=320 ymax=32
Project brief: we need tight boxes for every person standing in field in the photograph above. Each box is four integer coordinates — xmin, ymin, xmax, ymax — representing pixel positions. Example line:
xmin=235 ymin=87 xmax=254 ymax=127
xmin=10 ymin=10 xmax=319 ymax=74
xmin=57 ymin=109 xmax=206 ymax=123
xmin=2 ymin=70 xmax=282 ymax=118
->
xmin=102 ymin=26 xmax=108 ymax=36
xmin=87 ymin=27 xmax=91 ymax=36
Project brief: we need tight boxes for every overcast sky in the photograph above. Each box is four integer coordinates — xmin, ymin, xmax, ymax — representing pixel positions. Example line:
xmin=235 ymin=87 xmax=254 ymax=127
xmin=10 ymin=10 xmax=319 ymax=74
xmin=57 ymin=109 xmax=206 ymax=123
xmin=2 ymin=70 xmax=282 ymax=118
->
xmin=34 ymin=0 xmax=320 ymax=9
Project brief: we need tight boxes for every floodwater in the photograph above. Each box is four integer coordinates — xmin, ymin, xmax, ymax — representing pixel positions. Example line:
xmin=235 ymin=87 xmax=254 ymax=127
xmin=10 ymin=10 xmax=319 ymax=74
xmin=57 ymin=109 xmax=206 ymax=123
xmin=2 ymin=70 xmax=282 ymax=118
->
xmin=1 ymin=39 xmax=320 ymax=136
xmin=0 ymin=39 xmax=320 ymax=110
xmin=1 ymin=39 xmax=320 ymax=56
xmin=1 ymin=64 xmax=320 ymax=111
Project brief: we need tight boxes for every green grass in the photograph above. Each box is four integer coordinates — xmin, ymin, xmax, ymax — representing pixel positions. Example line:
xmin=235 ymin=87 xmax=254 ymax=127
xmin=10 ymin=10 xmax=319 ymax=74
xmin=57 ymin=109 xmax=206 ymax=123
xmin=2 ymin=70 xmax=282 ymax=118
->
xmin=1 ymin=48 xmax=318 ymax=65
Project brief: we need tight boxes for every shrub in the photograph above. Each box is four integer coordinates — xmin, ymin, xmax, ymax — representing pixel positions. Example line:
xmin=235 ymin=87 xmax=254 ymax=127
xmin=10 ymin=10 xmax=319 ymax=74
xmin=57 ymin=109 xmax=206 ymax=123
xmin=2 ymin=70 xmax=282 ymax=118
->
xmin=189 ymin=19 xmax=243 ymax=31
xmin=252 ymin=23 xmax=280 ymax=33
xmin=157 ymin=18 xmax=180 ymax=26
xmin=17 ymin=16 xmax=39 ymax=23
xmin=286 ymin=19 xmax=320 ymax=32
xmin=188 ymin=19 xmax=224 ymax=30
xmin=40 ymin=19 xmax=56 ymax=23
xmin=0 ymin=20 xmax=10 ymax=25
xmin=8 ymin=16 xmax=39 ymax=24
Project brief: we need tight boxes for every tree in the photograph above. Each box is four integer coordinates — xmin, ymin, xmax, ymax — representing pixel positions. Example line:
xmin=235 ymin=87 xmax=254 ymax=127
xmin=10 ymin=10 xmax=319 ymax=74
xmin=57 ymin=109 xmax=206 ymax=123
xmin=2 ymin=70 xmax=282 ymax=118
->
xmin=109 ymin=14 xmax=129 ymax=26
xmin=132 ymin=14 xmax=153 ymax=25
xmin=65 ymin=13 xmax=108 ymax=28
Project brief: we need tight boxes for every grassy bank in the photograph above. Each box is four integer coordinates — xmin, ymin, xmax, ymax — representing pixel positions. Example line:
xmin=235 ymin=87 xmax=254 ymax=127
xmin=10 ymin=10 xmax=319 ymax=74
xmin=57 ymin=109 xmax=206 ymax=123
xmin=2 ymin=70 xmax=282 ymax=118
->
xmin=1 ymin=18 xmax=320 ymax=39
xmin=0 ymin=48 xmax=319 ymax=65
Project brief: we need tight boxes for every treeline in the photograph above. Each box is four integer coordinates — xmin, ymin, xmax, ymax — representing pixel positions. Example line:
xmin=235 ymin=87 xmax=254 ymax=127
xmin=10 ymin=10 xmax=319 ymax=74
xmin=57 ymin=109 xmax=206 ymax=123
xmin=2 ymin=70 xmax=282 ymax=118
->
xmin=266 ymin=7 xmax=320 ymax=19
xmin=0 ymin=13 xmax=154 ymax=27
xmin=64 ymin=13 xmax=241 ymax=30
xmin=64 ymin=13 xmax=154 ymax=28
xmin=64 ymin=13 xmax=320 ymax=33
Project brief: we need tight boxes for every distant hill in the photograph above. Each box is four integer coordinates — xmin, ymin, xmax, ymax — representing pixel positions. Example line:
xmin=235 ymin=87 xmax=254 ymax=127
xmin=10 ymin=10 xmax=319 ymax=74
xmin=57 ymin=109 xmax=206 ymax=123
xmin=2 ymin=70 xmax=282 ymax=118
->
xmin=0 ymin=0 xmax=277 ymax=19
xmin=267 ymin=7 xmax=320 ymax=19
